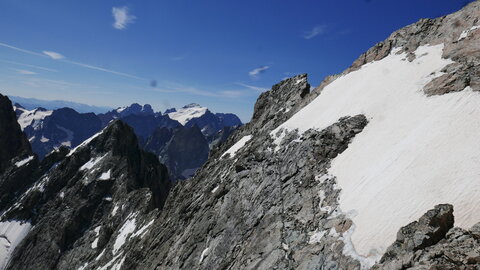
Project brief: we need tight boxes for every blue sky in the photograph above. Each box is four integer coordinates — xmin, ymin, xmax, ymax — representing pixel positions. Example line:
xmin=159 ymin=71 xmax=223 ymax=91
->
xmin=0 ymin=0 xmax=472 ymax=122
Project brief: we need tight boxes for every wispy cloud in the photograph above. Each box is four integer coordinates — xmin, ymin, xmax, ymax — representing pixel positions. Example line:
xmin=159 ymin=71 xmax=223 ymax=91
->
xmin=62 ymin=59 xmax=146 ymax=80
xmin=248 ymin=65 xmax=270 ymax=79
xmin=12 ymin=69 xmax=36 ymax=75
xmin=145 ymin=81 xmax=254 ymax=99
xmin=0 ymin=41 xmax=146 ymax=80
xmin=0 ymin=59 xmax=57 ymax=72
xmin=112 ymin=6 xmax=136 ymax=30
xmin=304 ymin=25 xmax=326 ymax=39
xmin=43 ymin=51 xmax=64 ymax=60
xmin=0 ymin=42 xmax=44 ymax=57
xmin=235 ymin=82 xmax=268 ymax=92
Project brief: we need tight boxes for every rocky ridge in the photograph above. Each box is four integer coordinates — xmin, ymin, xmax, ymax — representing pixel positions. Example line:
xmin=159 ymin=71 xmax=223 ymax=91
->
xmin=1 ymin=1 xmax=480 ymax=269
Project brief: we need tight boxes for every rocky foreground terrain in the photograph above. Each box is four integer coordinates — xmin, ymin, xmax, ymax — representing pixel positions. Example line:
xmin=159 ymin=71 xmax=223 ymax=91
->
xmin=1 ymin=1 xmax=480 ymax=269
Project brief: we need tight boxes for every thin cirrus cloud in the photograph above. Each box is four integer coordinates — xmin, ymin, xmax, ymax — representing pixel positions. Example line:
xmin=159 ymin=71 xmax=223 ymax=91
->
xmin=304 ymin=25 xmax=327 ymax=39
xmin=12 ymin=69 xmax=36 ymax=75
xmin=112 ymin=6 xmax=136 ymax=30
xmin=248 ymin=66 xmax=270 ymax=79
xmin=43 ymin=51 xmax=65 ymax=60
xmin=0 ymin=41 xmax=145 ymax=81
xmin=0 ymin=59 xmax=58 ymax=72
xmin=235 ymin=82 xmax=268 ymax=92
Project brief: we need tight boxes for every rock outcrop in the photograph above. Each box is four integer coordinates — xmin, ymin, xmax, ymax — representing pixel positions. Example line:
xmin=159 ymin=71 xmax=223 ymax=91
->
xmin=374 ymin=204 xmax=480 ymax=269
xmin=0 ymin=94 xmax=32 ymax=173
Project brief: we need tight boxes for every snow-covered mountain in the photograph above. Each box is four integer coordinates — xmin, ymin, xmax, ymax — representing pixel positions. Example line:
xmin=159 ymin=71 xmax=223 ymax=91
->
xmin=15 ymin=102 xmax=242 ymax=180
xmin=15 ymin=105 xmax=102 ymax=159
xmin=1 ymin=2 xmax=480 ymax=269
xmin=166 ymin=103 xmax=242 ymax=136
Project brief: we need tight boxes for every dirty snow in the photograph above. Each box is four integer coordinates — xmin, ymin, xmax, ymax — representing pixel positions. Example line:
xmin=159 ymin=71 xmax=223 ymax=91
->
xmin=274 ymin=44 xmax=480 ymax=260
xmin=14 ymin=156 xmax=34 ymax=167
xmin=0 ymin=220 xmax=32 ymax=269
xmin=221 ymin=135 xmax=252 ymax=158
xmin=167 ymin=103 xmax=207 ymax=125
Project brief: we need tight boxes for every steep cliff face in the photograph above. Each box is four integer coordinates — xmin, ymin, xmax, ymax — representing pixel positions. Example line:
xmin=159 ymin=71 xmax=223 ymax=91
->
xmin=0 ymin=94 xmax=32 ymax=173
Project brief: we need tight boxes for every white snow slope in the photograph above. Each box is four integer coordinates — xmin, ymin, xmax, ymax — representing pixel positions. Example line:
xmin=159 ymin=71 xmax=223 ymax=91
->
xmin=0 ymin=220 xmax=31 ymax=270
xmin=167 ymin=104 xmax=207 ymax=125
xmin=221 ymin=135 xmax=252 ymax=158
xmin=274 ymin=44 xmax=480 ymax=260
xmin=16 ymin=108 xmax=52 ymax=131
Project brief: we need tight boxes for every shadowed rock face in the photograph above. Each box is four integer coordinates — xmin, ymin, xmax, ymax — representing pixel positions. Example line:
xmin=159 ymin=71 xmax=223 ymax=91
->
xmin=158 ymin=125 xmax=210 ymax=180
xmin=2 ymin=120 xmax=170 ymax=270
xmin=0 ymin=94 xmax=32 ymax=173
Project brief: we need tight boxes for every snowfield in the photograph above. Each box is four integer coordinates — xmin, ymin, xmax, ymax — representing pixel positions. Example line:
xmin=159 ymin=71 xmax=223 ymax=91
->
xmin=274 ymin=44 xmax=480 ymax=260
xmin=167 ymin=104 xmax=207 ymax=125
xmin=0 ymin=220 xmax=32 ymax=269
xmin=16 ymin=108 xmax=52 ymax=131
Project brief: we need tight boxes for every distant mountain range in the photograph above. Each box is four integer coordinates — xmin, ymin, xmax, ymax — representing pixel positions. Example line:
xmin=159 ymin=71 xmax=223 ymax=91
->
xmin=14 ymin=102 xmax=242 ymax=180
xmin=8 ymin=96 xmax=112 ymax=114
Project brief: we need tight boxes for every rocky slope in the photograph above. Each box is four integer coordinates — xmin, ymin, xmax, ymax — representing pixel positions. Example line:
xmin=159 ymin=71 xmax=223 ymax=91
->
xmin=1 ymin=1 xmax=480 ymax=269
xmin=0 ymin=119 xmax=170 ymax=270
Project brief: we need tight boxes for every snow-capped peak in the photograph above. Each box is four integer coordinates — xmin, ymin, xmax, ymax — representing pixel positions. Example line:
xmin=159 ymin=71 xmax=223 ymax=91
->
xmin=16 ymin=107 xmax=53 ymax=131
xmin=167 ymin=104 xmax=208 ymax=125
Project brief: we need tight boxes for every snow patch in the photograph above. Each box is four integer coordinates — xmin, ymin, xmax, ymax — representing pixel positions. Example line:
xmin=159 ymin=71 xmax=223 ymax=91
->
xmin=221 ymin=135 xmax=252 ymax=158
xmin=67 ymin=129 xmax=104 ymax=157
xmin=98 ymin=253 xmax=124 ymax=270
xmin=98 ymin=170 xmax=111 ymax=181
xmin=199 ymin=247 xmax=209 ymax=264
xmin=77 ymin=262 xmax=88 ymax=270
xmin=131 ymin=220 xmax=154 ymax=238
xmin=0 ymin=220 xmax=32 ymax=269
xmin=79 ymin=154 xmax=107 ymax=171
xmin=113 ymin=215 xmax=136 ymax=254
xmin=458 ymin=25 xmax=480 ymax=41
xmin=273 ymin=44 xmax=480 ymax=259
xmin=111 ymin=204 xmax=119 ymax=216
xmin=91 ymin=226 xmax=101 ymax=249
xmin=14 ymin=156 xmax=34 ymax=167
